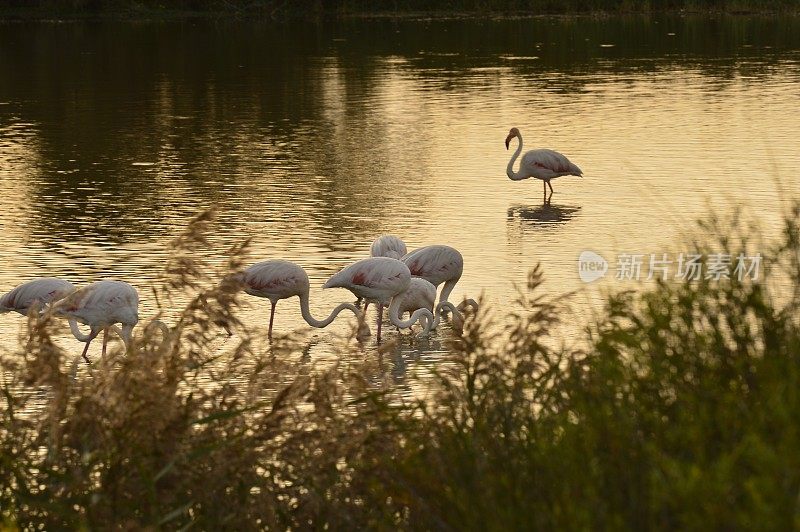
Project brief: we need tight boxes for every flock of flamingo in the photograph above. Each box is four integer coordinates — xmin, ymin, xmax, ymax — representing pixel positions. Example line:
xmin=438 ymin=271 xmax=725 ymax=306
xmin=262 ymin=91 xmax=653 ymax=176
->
xmin=0 ymin=239 xmax=476 ymax=359
xmin=0 ymin=128 xmax=583 ymax=361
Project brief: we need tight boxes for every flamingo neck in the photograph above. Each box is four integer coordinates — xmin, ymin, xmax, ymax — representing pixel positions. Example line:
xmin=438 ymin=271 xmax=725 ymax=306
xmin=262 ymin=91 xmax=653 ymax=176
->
xmin=299 ymin=291 xmax=358 ymax=328
xmin=457 ymin=298 xmax=479 ymax=313
xmin=388 ymin=296 xmax=434 ymax=336
xmin=68 ymin=318 xmax=134 ymax=350
xmin=117 ymin=324 xmax=134 ymax=349
xmin=143 ymin=319 xmax=171 ymax=348
xmin=434 ymin=301 xmax=465 ymax=331
xmin=68 ymin=318 xmax=93 ymax=342
xmin=146 ymin=319 xmax=170 ymax=337
xmin=507 ymin=133 xmax=525 ymax=181
xmin=438 ymin=279 xmax=459 ymax=307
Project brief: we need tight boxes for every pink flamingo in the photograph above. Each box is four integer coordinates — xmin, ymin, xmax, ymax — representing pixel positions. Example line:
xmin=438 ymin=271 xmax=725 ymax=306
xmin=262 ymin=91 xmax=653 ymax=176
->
xmin=370 ymin=235 xmax=407 ymax=259
xmin=323 ymin=257 xmax=433 ymax=342
xmin=350 ymin=234 xmax=409 ymax=308
xmin=240 ymin=260 xmax=369 ymax=338
xmin=505 ymin=127 xmax=583 ymax=198
xmin=51 ymin=280 xmax=139 ymax=363
xmin=1 ymin=277 xmax=75 ymax=316
xmin=392 ymin=277 xmax=466 ymax=332
xmin=401 ymin=245 xmax=478 ymax=312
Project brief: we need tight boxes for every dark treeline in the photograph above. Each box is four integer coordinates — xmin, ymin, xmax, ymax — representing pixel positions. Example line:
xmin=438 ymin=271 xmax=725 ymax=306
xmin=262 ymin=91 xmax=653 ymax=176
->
xmin=2 ymin=14 xmax=797 ymax=241
xmin=0 ymin=0 xmax=799 ymax=17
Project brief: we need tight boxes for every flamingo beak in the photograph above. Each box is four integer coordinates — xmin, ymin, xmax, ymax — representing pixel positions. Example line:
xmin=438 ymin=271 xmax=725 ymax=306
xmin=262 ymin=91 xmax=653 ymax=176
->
xmin=505 ymin=136 xmax=511 ymax=150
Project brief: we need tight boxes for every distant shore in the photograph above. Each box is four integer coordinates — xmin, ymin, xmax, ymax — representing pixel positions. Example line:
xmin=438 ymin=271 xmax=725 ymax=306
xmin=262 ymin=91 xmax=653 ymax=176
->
xmin=0 ymin=2 xmax=798 ymax=21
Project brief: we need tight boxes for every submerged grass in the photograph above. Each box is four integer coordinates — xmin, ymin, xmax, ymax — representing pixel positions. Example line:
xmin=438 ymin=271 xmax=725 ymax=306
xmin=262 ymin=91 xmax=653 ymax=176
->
xmin=2 ymin=205 xmax=800 ymax=529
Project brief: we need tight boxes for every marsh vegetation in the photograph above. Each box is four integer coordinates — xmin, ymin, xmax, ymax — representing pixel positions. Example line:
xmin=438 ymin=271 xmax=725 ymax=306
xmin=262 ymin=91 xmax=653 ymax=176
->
xmin=2 ymin=205 xmax=800 ymax=529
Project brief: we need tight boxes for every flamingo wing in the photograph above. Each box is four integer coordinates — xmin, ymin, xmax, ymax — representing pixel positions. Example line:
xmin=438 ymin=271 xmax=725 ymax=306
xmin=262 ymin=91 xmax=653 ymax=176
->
xmin=54 ymin=281 xmax=139 ymax=325
xmin=353 ymin=261 xmax=407 ymax=289
xmin=1 ymin=278 xmax=75 ymax=314
xmin=324 ymin=258 xmax=410 ymax=297
xmin=400 ymin=278 xmax=436 ymax=312
xmin=419 ymin=280 xmax=437 ymax=309
xmin=244 ymin=261 xmax=308 ymax=297
xmin=402 ymin=245 xmax=463 ymax=285
xmin=522 ymin=149 xmax=582 ymax=179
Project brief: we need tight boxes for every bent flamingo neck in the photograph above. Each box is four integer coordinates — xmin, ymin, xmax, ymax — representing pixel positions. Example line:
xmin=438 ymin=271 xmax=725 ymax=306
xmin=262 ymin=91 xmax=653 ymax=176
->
xmin=433 ymin=301 xmax=465 ymax=331
xmin=388 ymin=295 xmax=434 ymax=336
xmin=299 ymin=292 xmax=358 ymax=329
xmin=68 ymin=318 xmax=93 ymax=342
xmin=507 ymin=132 xmax=525 ymax=181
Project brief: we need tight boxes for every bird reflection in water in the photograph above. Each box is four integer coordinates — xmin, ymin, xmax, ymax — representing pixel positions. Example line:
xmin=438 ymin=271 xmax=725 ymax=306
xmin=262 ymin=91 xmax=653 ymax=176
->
xmin=507 ymin=202 xmax=582 ymax=228
xmin=374 ymin=334 xmax=447 ymax=385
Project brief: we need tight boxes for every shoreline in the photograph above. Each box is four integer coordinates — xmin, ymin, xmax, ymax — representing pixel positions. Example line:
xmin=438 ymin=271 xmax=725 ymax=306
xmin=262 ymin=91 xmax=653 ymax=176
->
xmin=0 ymin=7 xmax=798 ymax=22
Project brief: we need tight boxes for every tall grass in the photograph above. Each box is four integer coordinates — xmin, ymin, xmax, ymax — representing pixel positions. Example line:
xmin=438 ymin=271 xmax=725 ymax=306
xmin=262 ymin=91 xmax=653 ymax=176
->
xmin=2 ymin=205 xmax=800 ymax=529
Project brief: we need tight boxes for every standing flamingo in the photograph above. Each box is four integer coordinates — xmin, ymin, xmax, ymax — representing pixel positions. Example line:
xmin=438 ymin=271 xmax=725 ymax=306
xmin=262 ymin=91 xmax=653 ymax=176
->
xmin=505 ymin=127 xmax=583 ymax=198
xmin=370 ymin=235 xmax=407 ymax=259
xmin=51 ymin=280 xmax=139 ymax=363
xmin=392 ymin=277 xmax=466 ymax=332
xmin=1 ymin=277 xmax=75 ymax=316
xmin=240 ymin=260 xmax=369 ymax=338
xmin=401 ymin=245 xmax=477 ymax=312
xmin=323 ymin=257 xmax=433 ymax=342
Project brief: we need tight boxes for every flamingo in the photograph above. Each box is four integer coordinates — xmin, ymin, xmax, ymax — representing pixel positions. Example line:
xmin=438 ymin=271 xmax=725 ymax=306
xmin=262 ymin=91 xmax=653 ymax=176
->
xmin=240 ymin=260 xmax=369 ymax=339
xmin=1 ymin=277 xmax=75 ymax=316
xmin=50 ymin=280 xmax=139 ymax=363
xmin=323 ymin=257 xmax=433 ymax=342
xmin=350 ymin=234 xmax=410 ymax=308
xmin=370 ymin=235 xmax=407 ymax=260
xmin=401 ymin=245 xmax=478 ymax=312
xmin=505 ymin=127 xmax=583 ymax=198
xmin=392 ymin=277 xmax=466 ymax=332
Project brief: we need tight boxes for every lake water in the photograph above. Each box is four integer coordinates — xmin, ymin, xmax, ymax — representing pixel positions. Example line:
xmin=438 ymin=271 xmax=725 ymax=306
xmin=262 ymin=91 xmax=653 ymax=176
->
xmin=2 ymin=15 xmax=800 ymax=392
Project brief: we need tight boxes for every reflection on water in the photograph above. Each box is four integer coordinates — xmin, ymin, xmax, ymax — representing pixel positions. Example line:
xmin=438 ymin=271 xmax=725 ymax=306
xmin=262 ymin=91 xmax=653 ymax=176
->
xmin=2 ymin=15 xmax=800 ymax=400
xmin=507 ymin=203 xmax=582 ymax=227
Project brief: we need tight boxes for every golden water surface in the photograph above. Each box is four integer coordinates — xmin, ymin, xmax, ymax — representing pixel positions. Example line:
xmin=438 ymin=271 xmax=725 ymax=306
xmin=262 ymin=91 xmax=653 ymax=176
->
xmin=1 ymin=16 xmax=799 ymax=393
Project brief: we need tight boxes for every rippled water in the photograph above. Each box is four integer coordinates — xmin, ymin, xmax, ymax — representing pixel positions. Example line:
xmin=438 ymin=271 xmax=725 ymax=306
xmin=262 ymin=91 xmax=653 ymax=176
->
xmin=2 ymin=16 xmax=800 ymax=391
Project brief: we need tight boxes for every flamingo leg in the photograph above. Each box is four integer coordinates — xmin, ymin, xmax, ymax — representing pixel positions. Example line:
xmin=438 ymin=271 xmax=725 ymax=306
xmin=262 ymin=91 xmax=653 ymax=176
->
xmin=80 ymin=341 xmax=92 ymax=364
xmin=101 ymin=328 xmax=109 ymax=357
xmin=377 ymin=303 xmax=383 ymax=343
xmin=81 ymin=328 xmax=101 ymax=364
xmin=543 ymin=180 xmax=547 ymax=196
xmin=548 ymin=180 xmax=554 ymax=194
xmin=268 ymin=300 xmax=276 ymax=338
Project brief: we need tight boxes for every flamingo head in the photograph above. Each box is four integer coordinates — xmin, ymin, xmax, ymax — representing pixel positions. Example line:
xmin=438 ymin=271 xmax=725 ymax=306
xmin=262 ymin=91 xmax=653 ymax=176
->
xmin=505 ymin=127 xmax=520 ymax=149
xmin=355 ymin=317 xmax=371 ymax=340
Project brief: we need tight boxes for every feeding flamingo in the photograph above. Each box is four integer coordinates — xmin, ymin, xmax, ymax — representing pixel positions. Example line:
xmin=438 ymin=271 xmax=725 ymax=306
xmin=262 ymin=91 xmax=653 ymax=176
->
xmin=323 ymin=257 xmax=433 ymax=342
xmin=370 ymin=235 xmax=407 ymax=260
xmin=505 ymin=127 xmax=583 ymax=198
xmin=51 ymin=280 xmax=140 ymax=363
xmin=1 ymin=277 xmax=75 ymax=316
xmin=392 ymin=277 xmax=466 ymax=332
xmin=239 ymin=260 xmax=369 ymax=339
xmin=350 ymin=234 xmax=410 ymax=308
xmin=401 ymin=245 xmax=478 ymax=312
